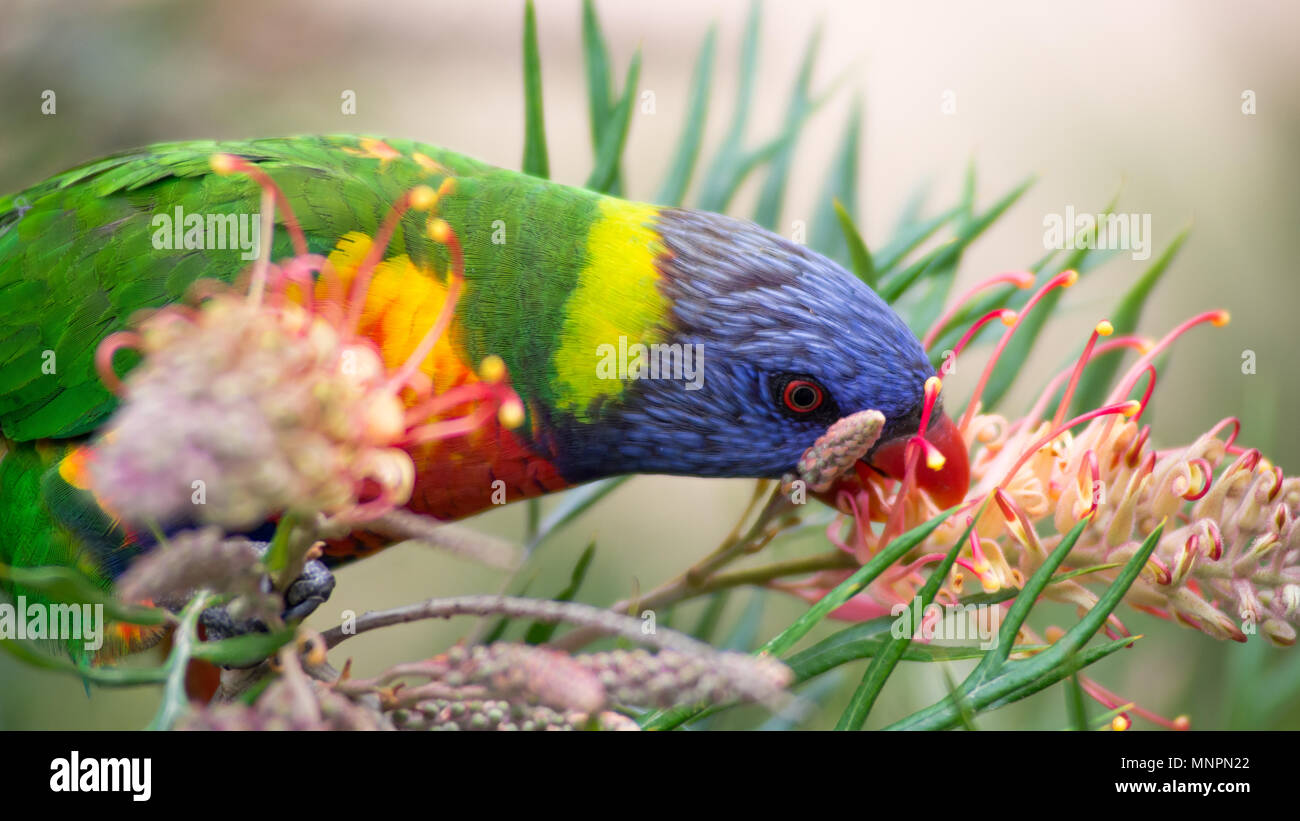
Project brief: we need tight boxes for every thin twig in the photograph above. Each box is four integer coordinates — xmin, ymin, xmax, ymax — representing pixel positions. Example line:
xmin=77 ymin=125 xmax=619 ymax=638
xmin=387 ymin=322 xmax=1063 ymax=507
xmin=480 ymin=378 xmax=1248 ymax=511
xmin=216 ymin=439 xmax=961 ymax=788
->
xmin=322 ymin=594 xmax=726 ymax=656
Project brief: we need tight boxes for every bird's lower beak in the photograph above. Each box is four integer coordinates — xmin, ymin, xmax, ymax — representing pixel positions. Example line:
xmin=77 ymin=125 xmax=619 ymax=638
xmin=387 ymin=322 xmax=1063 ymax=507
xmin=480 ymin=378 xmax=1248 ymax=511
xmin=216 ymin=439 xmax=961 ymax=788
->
xmin=867 ymin=412 xmax=970 ymax=509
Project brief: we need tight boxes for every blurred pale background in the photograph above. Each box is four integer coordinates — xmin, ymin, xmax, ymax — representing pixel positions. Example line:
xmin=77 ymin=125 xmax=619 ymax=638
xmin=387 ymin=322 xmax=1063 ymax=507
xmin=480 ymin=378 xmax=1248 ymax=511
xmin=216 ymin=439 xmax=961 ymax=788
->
xmin=2 ymin=0 xmax=1298 ymax=729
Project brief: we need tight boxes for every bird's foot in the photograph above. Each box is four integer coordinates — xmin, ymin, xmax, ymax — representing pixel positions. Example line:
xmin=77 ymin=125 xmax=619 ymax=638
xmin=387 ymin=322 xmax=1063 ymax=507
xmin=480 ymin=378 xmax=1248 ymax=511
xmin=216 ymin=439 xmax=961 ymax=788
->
xmin=199 ymin=544 xmax=335 ymax=665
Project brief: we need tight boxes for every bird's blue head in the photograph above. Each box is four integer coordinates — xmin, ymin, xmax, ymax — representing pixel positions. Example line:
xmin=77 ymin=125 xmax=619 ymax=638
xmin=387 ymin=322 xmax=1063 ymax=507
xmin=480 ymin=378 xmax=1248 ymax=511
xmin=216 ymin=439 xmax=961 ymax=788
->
xmin=560 ymin=208 xmax=969 ymax=506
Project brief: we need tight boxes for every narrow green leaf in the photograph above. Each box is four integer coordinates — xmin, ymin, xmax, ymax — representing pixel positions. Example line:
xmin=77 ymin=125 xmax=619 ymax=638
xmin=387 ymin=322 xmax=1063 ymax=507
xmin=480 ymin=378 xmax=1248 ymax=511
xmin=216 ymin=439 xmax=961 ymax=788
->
xmin=943 ymin=663 xmax=980 ymax=731
xmin=147 ymin=591 xmax=209 ymax=731
xmin=263 ymin=511 xmax=297 ymax=576
xmin=835 ymin=506 xmax=982 ymax=730
xmin=874 ymin=205 xmax=959 ymax=275
xmin=585 ymin=50 xmax=641 ymax=193
xmin=190 ymin=627 xmax=295 ymax=667
xmin=958 ymin=160 xmax=977 ymax=225
xmin=888 ymin=522 xmax=1163 ymax=730
xmin=690 ymin=590 xmax=732 ymax=643
xmin=758 ymin=507 xmax=956 ymax=658
xmin=971 ymin=515 xmax=1092 ymax=681
xmin=786 ymin=620 xmax=993 ymax=683
xmin=810 ymin=99 xmax=863 ymax=264
xmin=521 ymin=0 xmax=550 ymax=179
xmin=1042 ymin=522 xmax=1164 ymax=659
xmin=1070 ymin=226 xmax=1190 ymax=416
xmin=0 ymin=638 xmax=169 ymax=685
xmin=752 ymin=26 xmax=819 ymax=230
xmin=525 ymin=498 xmax=541 ymax=544
xmin=525 ymin=476 xmax=630 ymax=554
xmin=892 ymin=180 xmax=931 ymax=237
xmin=639 ymin=508 xmax=957 ymax=732
xmin=582 ymin=0 xmax=614 ymax=150
xmin=694 ymin=0 xmax=761 ymax=212
xmin=980 ymin=192 xmax=1119 ymax=410
xmin=0 ymin=562 xmax=167 ymax=626
xmin=878 ymin=175 xmax=1033 ymax=304
xmin=1066 ymin=663 xmax=1089 ymax=731
xmin=655 ymin=27 xmax=716 ymax=206
xmin=721 ymin=590 xmax=766 ymax=652
xmin=833 ymin=198 xmax=877 ymax=287
xmin=525 ymin=541 xmax=597 ymax=645
xmin=978 ymin=634 xmax=1137 ymax=714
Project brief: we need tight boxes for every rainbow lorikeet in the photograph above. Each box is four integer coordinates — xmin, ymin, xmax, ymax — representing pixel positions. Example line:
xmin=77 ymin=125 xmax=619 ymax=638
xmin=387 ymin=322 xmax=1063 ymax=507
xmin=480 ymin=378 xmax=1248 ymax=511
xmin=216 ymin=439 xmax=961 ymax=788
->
xmin=0 ymin=135 xmax=968 ymax=647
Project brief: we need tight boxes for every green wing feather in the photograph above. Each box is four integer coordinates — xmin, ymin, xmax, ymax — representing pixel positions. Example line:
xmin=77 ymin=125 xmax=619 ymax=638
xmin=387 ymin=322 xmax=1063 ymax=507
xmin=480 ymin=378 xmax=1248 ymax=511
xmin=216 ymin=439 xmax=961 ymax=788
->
xmin=0 ymin=135 xmax=618 ymax=599
xmin=0 ymin=136 xmax=607 ymax=442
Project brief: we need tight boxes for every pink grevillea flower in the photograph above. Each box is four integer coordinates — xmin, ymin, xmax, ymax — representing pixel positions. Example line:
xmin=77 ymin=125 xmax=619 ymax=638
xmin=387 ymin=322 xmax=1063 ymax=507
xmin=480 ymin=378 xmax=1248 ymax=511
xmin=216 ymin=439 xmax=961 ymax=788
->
xmin=88 ymin=155 xmax=523 ymax=532
xmin=777 ymin=266 xmax=1298 ymax=729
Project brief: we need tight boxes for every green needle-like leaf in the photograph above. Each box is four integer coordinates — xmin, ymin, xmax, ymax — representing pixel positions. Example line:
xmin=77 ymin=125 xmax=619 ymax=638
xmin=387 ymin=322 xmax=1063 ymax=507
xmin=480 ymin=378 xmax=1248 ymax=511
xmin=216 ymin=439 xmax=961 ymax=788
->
xmin=0 ymin=562 xmax=167 ymax=626
xmin=971 ymin=515 xmax=1092 ymax=681
xmin=785 ymin=620 xmax=995 ymax=683
xmin=759 ymin=507 xmax=955 ymax=658
xmin=980 ymin=634 xmax=1138 ymax=713
xmin=147 ymin=591 xmax=210 ymax=731
xmin=874 ymin=205 xmax=960 ymax=275
xmin=582 ymin=0 xmax=613 ymax=129
xmin=833 ymin=198 xmax=877 ymax=287
xmin=190 ymin=627 xmax=295 ymax=667
xmin=639 ymin=508 xmax=955 ymax=731
xmin=581 ymin=0 xmax=619 ymax=192
xmin=585 ymin=50 xmax=641 ymax=193
xmin=524 ymin=476 xmax=630 ymax=555
xmin=690 ymin=590 xmax=732 ymax=643
xmin=889 ymin=521 xmax=1162 ymax=730
xmin=524 ymin=540 xmax=597 ymax=644
xmin=979 ymin=192 xmax=1119 ymax=410
xmin=810 ymin=99 xmax=863 ymax=264
xmin=655 ymin=27 xmax=716 ymax=206
xmin=1066 ymin=664 xmax=1089 ymax=731
xmin=878 ymin=175 xmax=1033 ymax=305
xmin=753 ymin=26 xmax=820 ymax=230
xmin=0 ymin=637 xmax=170 ymax=685
xmin=1070 ymin=226 xmax=1190 ymax=415
xmin=835 ymin=505 xmax=982 ymax=730
xmin=522 ymin=0 xmax=550 ymax=179
xmin=692 ymin=3 xmax=834 ymax=213
xmin=695 ymin=0 xmax=760 ymax=211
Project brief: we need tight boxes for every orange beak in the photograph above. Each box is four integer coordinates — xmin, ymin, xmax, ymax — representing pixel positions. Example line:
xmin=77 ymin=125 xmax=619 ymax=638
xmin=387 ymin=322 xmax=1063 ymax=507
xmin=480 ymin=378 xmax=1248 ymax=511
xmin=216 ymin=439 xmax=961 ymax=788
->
xmin=867 ymin=412 xmax=970 ymax=509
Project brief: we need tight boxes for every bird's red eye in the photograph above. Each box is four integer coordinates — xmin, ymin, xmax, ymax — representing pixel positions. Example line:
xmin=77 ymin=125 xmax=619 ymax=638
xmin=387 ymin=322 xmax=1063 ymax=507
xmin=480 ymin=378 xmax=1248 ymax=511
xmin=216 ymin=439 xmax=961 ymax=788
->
xmin=783 ymin=380 xmax=824 ymax=413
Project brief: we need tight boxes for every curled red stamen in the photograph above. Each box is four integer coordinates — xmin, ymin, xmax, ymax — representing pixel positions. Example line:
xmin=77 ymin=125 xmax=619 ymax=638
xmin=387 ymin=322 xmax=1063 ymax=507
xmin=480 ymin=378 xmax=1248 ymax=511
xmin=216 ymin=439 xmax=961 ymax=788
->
xmin=346 ymin=186 xmax=440 ymax=337
xmin=1107 ymin=311 xmax=1230 ymax=405
xmin=959 ymin=270 xmax=1078 ymax=431
xmin=921 ymin=270 xmax=1034 ymax=350
xmin=95 ymin=331 xmax=142 ymax=395
xmin=949 ymin=309 xmax=1017 ymax=361
xmin=210 ymin=154 xmax=309 ymax=257
xmin=1183 ymin=457 xmax=1213 ymax=501
xmin=1052 ymin=320 xmax=1113 ymax=430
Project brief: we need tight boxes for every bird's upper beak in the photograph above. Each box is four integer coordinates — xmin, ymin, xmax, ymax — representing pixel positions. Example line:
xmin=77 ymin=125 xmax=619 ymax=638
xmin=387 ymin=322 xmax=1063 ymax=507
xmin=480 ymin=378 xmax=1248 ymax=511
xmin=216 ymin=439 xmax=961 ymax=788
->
xmin=867 ymin=412 xmax=970 ymax=509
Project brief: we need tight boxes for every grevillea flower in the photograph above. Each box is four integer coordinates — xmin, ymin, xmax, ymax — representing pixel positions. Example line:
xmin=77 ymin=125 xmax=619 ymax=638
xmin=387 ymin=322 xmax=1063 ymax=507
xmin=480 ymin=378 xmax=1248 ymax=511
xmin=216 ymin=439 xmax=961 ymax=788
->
xmin=86 ymin=156 xmax=523 ymax=532
xmin=777 ymin=267 xmax=1298 ymax=729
